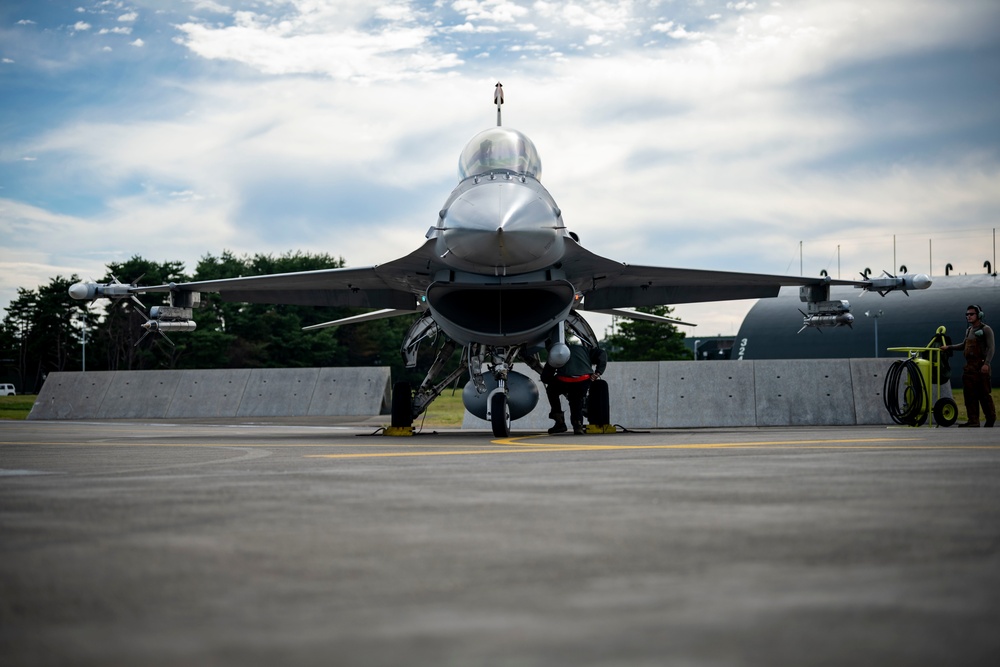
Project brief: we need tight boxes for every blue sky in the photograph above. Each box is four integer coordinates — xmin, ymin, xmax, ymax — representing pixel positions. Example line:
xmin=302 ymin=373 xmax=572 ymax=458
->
xmin=2 ymin=0 xmax=999 ymax=336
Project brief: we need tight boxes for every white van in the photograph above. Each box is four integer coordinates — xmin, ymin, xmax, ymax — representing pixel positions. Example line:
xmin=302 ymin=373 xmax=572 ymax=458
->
xmin=0 ymin=384 xmax=16 ymax=396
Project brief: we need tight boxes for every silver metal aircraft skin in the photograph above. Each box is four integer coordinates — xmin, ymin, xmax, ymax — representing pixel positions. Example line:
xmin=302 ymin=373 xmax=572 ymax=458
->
xmin=69 ymin=85 xmax=931 ymax=436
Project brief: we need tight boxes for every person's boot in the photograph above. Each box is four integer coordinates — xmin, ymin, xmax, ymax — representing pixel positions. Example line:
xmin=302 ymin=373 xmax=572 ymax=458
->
xmin=572 ymin=420 xmax=585 ymax=435
xmin=547 ymin=412 xmax=567 ymax=434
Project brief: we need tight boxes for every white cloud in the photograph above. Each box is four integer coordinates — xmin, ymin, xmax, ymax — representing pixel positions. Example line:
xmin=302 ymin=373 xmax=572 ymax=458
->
xmin=72 ymin=21 xmax=92 ymax=32
xmin=3 ymin=0 xmax=999 ymax=338
xmin=376 ymin=4 xmax=415 ymax=22
xmin=446 ymin=22 xmax=501 ymax=34
xmin=452 ymin=0 xmax=529 ymax=23
xmin=118 ymin=11 xmax=138 ymax=22
xmin=532 ymin=0 xmax=633 ymax=32
xmin=174 ymin=8 xmax=462 ymax=81
xmin=190 ymin=1 xmax=231 ymax=13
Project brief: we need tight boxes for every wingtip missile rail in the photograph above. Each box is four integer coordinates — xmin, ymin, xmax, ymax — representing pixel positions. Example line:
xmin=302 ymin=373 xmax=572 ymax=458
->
xmin=861 ymin=271 xmax=932 ymax=296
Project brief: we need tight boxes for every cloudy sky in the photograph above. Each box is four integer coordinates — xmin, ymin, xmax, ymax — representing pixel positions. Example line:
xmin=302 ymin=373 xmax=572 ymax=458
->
xmin=2 ymin=0 xmax=999 ymax=337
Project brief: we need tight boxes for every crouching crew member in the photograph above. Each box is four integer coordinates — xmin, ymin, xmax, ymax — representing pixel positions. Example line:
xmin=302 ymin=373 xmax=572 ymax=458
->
xmin=542 ymin=343 xmax=608 ymax=435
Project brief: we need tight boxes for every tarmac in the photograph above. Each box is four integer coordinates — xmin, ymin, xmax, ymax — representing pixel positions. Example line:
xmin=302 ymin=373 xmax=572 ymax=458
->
xmin=2 ymin=417 xmax=999 ymax=666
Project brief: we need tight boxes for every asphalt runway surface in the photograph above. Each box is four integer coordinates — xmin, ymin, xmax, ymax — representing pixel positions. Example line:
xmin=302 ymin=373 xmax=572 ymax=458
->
xmin=2 ymin=418 xmax=999 ymax=666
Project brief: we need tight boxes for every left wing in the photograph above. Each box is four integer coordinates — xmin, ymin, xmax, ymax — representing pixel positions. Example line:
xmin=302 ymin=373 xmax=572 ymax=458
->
xmin=560 ymin=242 xmax=877 ymax=311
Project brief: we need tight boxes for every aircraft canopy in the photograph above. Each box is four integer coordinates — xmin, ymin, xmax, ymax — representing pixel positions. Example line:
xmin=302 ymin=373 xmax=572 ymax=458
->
xmin=458 ymin=127 xmax=542 ymax=180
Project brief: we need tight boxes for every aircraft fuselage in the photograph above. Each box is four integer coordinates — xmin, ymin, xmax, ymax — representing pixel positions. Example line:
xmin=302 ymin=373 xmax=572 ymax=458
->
xmin=424 ymin=126 xmax=575 ymax=347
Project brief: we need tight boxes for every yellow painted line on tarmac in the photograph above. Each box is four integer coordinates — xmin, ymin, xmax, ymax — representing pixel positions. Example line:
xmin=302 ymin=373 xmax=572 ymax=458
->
xmin=305 ymin=436 xmax=1000 ymax=459
xmin=7 ymin=436 xmax=1000 ymax=460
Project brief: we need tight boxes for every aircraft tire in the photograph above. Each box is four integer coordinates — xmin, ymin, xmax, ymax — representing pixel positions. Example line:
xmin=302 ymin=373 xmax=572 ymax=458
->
xmin=932 ymin=397 xmax=958 ymax=427
xmin=391 ymin=381 xmax=413 ymax=428
xmin=490 ymin=393 xmax=510 ymax=437
xmin=587 ymin=379 xmax=610 ymax=425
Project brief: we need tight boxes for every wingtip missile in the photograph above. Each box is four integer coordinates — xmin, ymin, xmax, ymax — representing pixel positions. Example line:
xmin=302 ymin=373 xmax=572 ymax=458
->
xmin=862 ymin=271 xmax=932 ymax=296
xmin=68 ymin=277 xmax=145 ymax=307
xmin=69 ymin=280 xmax=129 ymax=301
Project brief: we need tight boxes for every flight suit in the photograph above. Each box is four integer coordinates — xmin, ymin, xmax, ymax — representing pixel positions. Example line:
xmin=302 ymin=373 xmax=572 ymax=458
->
xmin=542 ymin=344 xmax=608 ymax=434
xmin=958 ymin=323 xmax=996 ymax=426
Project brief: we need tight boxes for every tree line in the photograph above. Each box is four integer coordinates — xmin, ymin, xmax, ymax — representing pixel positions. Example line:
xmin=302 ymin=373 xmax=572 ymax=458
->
xmin=0 ymin=251 xmax=689 ymax=393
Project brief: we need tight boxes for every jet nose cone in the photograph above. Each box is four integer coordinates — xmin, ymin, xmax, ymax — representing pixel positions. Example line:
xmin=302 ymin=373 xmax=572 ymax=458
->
xmin=438 ymin=180 xmax=564 ymax=273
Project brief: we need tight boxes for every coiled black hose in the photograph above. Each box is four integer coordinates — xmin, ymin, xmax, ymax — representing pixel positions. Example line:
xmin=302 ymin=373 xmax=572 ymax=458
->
xmin=883 ymin=359 xmax=927 ymax=426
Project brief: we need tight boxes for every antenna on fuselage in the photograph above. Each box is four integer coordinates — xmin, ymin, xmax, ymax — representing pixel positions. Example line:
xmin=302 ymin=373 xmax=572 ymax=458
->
xmin=494 ymin=82 xmax=503 ymax=126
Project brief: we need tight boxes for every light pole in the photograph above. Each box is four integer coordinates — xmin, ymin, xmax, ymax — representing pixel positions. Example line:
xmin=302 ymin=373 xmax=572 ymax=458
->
xmin=73 ymin=311 xmax=88 ymax=372
xmin=865 ymin=310 xmax=883 ymax=358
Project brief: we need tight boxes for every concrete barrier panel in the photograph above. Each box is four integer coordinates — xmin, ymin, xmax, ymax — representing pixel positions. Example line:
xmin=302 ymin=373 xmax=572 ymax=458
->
xmin=603 ymin=362 xmax=660 ymax=428
xmin=659 ymin=361 xmax=756 ymax=428
xmin=850 ymin=358 xmax=896 ymax=425
xmin=28 ymin=371 xmax=115 ymax=420
xmin=754 ymin=359 xmax=856 ymax=426
xmin=237 ymin=368 xmax=320 ymax=418
xmin=165 ymin=369 xmax=251 ymax=419
xmin=308 ymin=367 xmax=391 ymax=416
xmin=98 ymin=370 xmax=184 ymax=419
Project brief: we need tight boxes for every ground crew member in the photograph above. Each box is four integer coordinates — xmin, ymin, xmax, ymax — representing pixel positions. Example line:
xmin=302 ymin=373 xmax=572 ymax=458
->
xmin=542 ymin=343 xmax=607 ymax=435
xmin=940 ymin=304 xmax=995 ymax=427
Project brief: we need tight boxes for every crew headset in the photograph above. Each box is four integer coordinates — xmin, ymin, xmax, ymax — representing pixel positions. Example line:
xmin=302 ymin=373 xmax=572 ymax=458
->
xmin=971 ymin=305 xmax=986 ymax=338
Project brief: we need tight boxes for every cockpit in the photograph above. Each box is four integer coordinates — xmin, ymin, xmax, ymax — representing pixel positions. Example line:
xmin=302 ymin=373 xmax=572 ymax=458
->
xmin=458 ymin=127 xmax=542 ymax=181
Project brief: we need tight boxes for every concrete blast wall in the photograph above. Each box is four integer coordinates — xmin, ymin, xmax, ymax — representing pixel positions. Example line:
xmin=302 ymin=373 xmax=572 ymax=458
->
xmin=464 ymin=359 xmax=901 ymax=429
xmin=29 ymin=367 xmax=391 ymax=420
xmin=31 ymin=359 xmax=907 ymax=427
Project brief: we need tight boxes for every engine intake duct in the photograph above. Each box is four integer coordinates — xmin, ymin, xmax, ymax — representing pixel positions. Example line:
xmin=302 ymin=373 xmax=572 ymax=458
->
xmin=426 ymin=279 xmax=575 ymax=345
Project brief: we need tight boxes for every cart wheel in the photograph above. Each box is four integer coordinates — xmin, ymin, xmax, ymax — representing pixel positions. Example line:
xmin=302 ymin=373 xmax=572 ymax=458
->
xmin=932 ymin=397 xmax=958 ymax=427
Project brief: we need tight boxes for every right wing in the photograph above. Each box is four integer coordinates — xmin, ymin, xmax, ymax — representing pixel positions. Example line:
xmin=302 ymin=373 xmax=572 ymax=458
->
xmin=137 ymin=240 xmax=440 ymax=310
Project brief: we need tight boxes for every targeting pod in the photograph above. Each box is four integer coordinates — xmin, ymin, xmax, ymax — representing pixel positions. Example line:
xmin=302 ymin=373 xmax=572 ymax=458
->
xmin=797 ymin=296 xmax=854 ymax=334
xmin=136 ymin=306 xmax=197 ymax=346
xmin=141 ymin=320 xmax=197 ymax=334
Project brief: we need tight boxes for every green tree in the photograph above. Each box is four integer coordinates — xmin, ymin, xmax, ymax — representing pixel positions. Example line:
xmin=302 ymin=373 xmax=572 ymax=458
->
xmin=96 ymin=257 xmax=189 ymax=370
xmin=0 ymin=276 xmax=92 ymax=392
xmin=1 ymin=250 xmax=441 ymax=386
xmin=188 ymin=250 xmax=349 ymax=368
xmin=602 ymin=305 xmax=689 ymax=361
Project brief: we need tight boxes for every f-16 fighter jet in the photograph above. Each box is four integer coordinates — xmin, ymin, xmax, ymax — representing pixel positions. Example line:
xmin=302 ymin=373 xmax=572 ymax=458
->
xmin=70 ymin=84 xmax=930 ymax=436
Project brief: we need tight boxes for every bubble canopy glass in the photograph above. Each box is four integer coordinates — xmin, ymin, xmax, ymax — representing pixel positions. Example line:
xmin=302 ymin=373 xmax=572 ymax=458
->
xmin=458 ymin=127 xmax=542 ymax=181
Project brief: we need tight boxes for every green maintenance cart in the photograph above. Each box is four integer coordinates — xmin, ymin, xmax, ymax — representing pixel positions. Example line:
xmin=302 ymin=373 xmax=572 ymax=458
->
xmin=884 ymin=333 xmax=959 ymax=427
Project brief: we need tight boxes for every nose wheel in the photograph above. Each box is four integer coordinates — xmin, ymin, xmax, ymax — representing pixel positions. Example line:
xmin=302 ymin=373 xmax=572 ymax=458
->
xmin=489 ymin=392 xmax=511 ymax=437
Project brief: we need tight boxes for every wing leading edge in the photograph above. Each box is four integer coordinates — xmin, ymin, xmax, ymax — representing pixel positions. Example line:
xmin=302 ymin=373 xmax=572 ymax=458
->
xmin=136 ymin=240 xmax=440 ymax=310
xmin=558 ymin=242 xmax=867 ymax=311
